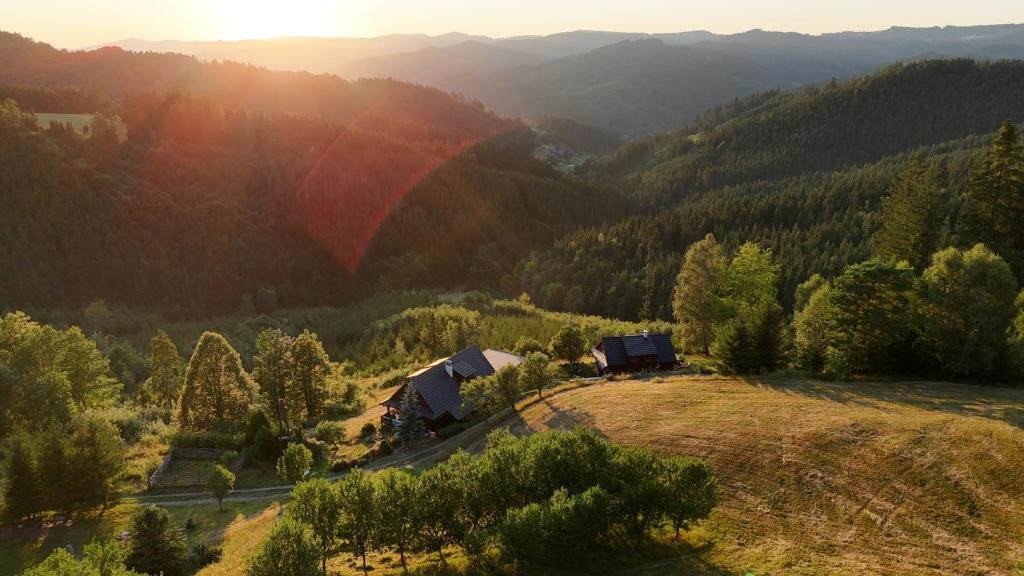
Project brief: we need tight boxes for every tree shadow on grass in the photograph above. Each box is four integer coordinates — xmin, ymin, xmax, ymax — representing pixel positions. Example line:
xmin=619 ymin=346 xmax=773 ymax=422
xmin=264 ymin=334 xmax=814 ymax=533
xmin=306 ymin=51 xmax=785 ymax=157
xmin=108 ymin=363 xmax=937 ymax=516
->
xmin=747 ymin=375 xmax=1024 ymax=430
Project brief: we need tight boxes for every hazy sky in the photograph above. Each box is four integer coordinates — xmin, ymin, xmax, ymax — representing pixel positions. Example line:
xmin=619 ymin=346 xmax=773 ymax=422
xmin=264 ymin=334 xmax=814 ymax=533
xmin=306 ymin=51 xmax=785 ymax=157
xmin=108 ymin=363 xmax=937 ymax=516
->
xmin=3 ymin=0 xmax=1023 ymax=48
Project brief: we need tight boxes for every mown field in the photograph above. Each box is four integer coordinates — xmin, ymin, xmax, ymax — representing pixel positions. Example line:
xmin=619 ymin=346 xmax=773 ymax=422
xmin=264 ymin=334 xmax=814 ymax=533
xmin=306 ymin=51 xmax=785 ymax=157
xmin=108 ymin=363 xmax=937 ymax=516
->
xmin=192 ymin=374 xmax=1024 ymax=575
xmin=9 ymin=375 xmax=1022 ymax=575
xmin=507 ymin=376 xmax=1024 ymax=575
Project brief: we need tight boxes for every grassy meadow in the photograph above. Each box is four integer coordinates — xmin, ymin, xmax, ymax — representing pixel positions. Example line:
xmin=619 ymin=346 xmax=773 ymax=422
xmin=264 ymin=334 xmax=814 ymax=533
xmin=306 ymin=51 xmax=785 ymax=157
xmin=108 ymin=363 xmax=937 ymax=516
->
xmin=187 ymin=374 xmax=1024 ymax=576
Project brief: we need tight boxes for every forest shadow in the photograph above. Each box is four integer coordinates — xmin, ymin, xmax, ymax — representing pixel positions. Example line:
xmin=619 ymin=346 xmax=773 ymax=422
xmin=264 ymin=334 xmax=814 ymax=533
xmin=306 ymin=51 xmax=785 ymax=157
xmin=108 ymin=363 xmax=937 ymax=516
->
xmin=747 ymin=375 xmax=1024 ymax=430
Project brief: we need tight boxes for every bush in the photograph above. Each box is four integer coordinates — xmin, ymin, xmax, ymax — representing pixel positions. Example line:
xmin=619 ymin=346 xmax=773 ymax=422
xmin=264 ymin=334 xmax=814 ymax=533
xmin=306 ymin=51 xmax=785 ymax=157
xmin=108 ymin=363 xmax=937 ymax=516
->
xmin=219 ymin=450 xmax=240 ymax=467
xmin=277 ymin=443 xmax=314 ymax=484
xmin=185 ymin=543 xmax=222 ymax=573
xmin=172 ymin=430 xmax=245 ymax=450
xmin=513 ymin=336 xmax=547 ymax=356
xmin=359 ymin=422 xmax=377 ymax=439
xmin=314 ymin=421 xmax=347 ymax=446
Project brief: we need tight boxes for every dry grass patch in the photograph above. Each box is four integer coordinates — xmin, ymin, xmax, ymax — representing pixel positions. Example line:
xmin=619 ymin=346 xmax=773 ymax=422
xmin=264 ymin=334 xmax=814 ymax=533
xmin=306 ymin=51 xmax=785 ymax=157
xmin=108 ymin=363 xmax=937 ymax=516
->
xmin=506 ymin=376 xmax=1024 ymax=576
xmin=196 ymin=502 xmax=282 ymax=576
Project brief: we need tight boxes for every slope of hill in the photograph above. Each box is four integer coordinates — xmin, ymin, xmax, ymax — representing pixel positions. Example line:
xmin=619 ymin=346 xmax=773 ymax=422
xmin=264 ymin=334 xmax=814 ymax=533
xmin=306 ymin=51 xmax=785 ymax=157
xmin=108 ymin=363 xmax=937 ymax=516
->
xmin=510 ymin=375 xmax=1024 ymax=575
xmin=0 ymin=33 xmax=624 ymax=316
xmin=516 ymin=60 xmax=1024 ymax=319
xmin=98 ymin=25 xmax=1024 ymax=134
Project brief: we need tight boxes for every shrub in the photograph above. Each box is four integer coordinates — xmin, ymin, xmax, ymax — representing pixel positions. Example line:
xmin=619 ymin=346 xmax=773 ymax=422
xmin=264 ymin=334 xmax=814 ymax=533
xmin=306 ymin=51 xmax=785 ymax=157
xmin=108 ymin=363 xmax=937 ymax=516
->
xmin=359 ymin=422 xmax=377 ymax=439
xmin=185 ymin=543 xmax=222 ymax=573
xmin=219 ymin=450 xmax=240 ymax=467
xmin=172 ymin=430 xmax=245 ymax=450
xmin=314 ymin=420 xmax=347 ymax=446
xmin=277 ymin=443 xmax=314 ymax=484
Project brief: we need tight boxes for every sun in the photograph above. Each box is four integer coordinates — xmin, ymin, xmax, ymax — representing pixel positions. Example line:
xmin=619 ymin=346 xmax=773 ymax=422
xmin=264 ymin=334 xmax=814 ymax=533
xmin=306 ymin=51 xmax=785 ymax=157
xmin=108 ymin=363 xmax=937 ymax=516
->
xmin=215 ymin=0 xmax=342 ymax=40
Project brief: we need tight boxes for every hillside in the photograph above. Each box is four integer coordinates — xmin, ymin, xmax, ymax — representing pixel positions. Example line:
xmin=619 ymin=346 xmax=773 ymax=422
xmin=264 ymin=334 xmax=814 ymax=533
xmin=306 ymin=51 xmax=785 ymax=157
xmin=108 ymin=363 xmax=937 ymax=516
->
xmin=0 ymin=33 xmax=625 ymax=316
xmin=99 ymin=25 xmax=1024 ymax=134
xmin=518 ymin=60 xmax=1024 ymax=319
xmin=181 ymin=374 xmax=1024 ymax=575
xmin=509 ymin=375 xmax=1024 ymax=575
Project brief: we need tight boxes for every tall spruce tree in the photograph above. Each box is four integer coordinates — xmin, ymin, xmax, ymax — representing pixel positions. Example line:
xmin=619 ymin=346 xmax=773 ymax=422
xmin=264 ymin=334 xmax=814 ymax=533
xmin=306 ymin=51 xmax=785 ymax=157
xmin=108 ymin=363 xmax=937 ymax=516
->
xmin=672 ymin=233 xmax=727 ymax=354
xmin=396 ymin=382 xmax=427 ymax=443
xmin=3 ymin=434 xmax=41 ymax=520
xmin=873 ymin=152 xmax=948 ymax=270
xmin=961 ymin=121 xmax=1024 ymax=275
xmin=126 ymin=506 xmax=186 ymax=576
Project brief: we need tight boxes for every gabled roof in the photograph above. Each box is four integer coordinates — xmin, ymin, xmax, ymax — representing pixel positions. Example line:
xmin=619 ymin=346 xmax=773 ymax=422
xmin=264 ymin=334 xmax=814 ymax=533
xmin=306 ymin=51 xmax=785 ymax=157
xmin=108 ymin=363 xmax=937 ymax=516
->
xmin=482 ymin=348 xmax=525 ymax=371
xmin=599 ymin=333 xmax=676 ymax=367
xmin=383 ymin=345 xmax=522 ymax=422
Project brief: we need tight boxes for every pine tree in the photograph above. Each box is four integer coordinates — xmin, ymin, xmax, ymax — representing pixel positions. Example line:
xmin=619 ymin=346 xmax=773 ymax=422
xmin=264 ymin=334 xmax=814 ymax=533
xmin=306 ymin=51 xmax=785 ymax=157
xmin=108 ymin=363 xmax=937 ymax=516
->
xmin=961 ymin=121 xmax=1024 ymax=275
xmin=3 ymin=434 xmax=41 ymax=520
xmin=873 ymin=152 xmax=948 ymax=271
xmin=126 ymin=506 xmax=186 ymax=576
xmin=396 ymin=382 xmax=426 ymax=443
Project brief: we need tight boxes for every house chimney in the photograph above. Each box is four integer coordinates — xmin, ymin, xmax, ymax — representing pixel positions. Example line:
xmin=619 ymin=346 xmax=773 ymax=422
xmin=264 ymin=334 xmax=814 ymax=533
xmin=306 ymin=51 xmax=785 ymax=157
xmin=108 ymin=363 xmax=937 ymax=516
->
xmin=643 ymin=330 xmax=650 ymax=338
xmin=445 ymin=359 xmax=454 ymax=378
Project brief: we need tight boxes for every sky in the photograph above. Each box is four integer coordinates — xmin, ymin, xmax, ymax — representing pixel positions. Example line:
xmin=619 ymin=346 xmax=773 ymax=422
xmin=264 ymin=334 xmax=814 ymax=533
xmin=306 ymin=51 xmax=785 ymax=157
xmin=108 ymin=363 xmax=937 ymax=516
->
xmin=2 ymin=0 xmax=1023 ymax=49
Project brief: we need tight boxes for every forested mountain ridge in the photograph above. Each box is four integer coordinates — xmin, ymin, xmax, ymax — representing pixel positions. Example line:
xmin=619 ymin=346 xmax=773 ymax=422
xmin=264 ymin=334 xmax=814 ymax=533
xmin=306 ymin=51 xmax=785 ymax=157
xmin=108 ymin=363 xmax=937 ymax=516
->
xmin=518 ymin=60 xmax=1024 ymax=320
xmin=0 ymin=31 xmax=502 ymax=137
xmin=99 ymin=25 xmax=1024 ymax=134
xmin=598 ymin=59 xmax=1024 ymax=206
xmin=0 ymin=33 xmax=623 ymax=317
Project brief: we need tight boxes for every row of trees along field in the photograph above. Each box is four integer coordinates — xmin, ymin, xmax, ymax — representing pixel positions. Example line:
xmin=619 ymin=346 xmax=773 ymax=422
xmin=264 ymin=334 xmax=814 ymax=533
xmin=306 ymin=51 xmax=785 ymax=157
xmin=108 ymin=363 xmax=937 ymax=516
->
xmin=667 ymin=121 xmax=1024 ymax=380
xmin=247 ymin=428 xmax=717 ymax=575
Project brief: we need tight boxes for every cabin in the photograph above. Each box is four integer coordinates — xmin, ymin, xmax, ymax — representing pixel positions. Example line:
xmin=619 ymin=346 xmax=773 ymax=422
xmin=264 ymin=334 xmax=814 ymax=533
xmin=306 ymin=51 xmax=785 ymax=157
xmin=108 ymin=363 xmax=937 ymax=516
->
xmin=591 ymin=331 xmax=678 ymax=375
xmin=380 ymin=346 xmax=524 ymax=429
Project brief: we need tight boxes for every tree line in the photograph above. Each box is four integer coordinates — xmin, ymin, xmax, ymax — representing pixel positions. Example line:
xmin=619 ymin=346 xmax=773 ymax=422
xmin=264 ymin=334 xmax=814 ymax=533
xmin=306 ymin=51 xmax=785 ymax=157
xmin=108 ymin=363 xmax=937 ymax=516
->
xmin=668 ymin=121 xmax=1024 ymax=381
xmin=249 ymin=428 xmax=718 ymax=575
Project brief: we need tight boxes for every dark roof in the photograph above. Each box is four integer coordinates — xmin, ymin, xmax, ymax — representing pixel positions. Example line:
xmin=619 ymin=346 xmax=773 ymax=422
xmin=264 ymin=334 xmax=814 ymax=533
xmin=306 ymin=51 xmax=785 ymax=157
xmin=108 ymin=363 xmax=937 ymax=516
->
xmin=382 ymin=346 xmax=500 ymax=421
xmin=599 ymin=333 xmax=676 ymax=367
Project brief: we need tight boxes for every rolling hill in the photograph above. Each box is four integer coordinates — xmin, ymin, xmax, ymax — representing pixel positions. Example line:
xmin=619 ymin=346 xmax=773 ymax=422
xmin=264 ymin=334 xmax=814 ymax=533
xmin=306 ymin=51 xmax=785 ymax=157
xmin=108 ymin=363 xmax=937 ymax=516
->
xmin=507 ymin=375 xmax=1024 ymax=575
xmin=100 ymin=25 xmax=1024 ymax=134
xmin=180 ymin=374 xmax=1024 ymax=575
xmin=0 ymin=32 xmax=624 ymax=316
xmin=517 ymin=59 xmax=1024 ymax=319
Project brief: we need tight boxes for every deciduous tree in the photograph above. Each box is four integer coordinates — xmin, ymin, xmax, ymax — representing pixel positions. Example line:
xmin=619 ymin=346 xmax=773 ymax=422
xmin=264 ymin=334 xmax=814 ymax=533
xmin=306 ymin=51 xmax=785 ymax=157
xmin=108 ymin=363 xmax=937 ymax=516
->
xmin=916 ymin=244 xmax=1017 ymax=377
xmin=252 ymin=328 xmax=293 ymax=431
xmin=289 ymin=330 xmax=331 ymax=422
xmin=672 ymin=233 xmax=727 ymax=353
xmin=288 ymin=478 xmax=343 ymax=576
xmin=245 ymin=518 xmax=320 ymax=576
xmin=207 ymin=464 xmax=235 ymax=512
xmin=177 ymin=332 xmax=257 ymax=430
xmin=142 ymin=330 xmax=183 ymax=412
xmin=277 ymin=443 xmax=313 ymax=485
xmin=549 ymin=325 xmax=588 ymax=374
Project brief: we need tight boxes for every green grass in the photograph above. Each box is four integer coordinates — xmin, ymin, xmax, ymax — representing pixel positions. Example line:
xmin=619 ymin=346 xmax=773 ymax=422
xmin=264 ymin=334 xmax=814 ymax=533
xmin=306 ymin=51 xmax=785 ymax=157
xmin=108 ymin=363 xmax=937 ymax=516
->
xmin=0 ymin=498 xmax=274 ymax=574
xmin=32 ymin=113 xmax=95 ymax=134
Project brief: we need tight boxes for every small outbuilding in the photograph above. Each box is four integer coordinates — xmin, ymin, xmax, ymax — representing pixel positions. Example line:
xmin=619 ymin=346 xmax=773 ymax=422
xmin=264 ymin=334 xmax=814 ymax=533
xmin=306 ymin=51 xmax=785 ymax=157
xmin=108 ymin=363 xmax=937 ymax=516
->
xmin=591 ymin=330 xmax=678 ymax=375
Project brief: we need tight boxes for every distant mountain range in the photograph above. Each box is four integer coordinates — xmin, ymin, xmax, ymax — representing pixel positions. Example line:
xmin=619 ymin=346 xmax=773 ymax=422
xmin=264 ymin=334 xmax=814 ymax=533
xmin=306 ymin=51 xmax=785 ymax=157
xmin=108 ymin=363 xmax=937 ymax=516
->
xmin=96 ymin=25 xmax=1024 ymax=134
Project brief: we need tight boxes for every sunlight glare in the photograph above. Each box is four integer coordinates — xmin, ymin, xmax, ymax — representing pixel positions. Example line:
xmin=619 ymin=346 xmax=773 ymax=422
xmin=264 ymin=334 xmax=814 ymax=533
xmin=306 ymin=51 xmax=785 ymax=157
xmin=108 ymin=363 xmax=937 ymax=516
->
xmin=215 ymin=0 xmax=344 ymax=39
